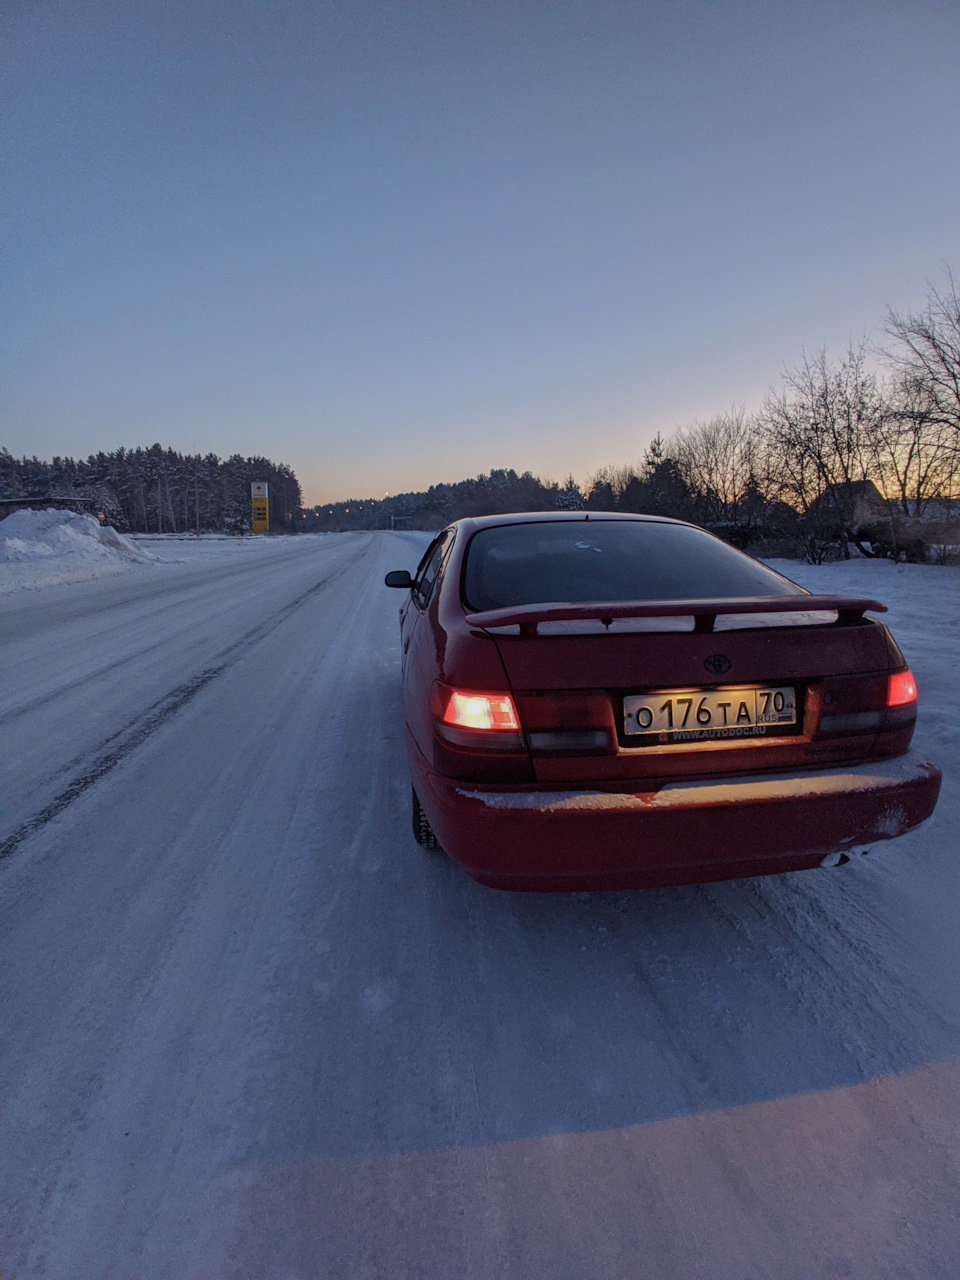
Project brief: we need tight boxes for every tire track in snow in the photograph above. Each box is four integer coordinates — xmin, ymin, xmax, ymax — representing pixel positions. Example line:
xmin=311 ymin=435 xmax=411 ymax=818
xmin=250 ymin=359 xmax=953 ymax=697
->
xmin=1 ymin=538 xmax=354 ymax=723
xmin=2 ymin=626 xmax=203 ymax=724
xmin=0 ymin=555 xmax=358 ymax=861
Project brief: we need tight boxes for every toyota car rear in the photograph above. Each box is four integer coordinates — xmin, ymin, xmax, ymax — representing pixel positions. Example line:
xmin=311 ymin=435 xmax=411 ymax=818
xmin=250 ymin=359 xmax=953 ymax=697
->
xmin=389 ymin=513 xmax=941 ymax=892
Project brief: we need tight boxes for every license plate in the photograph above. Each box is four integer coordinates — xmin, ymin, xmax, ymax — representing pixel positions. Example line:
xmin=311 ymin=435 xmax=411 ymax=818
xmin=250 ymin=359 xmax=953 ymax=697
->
xmin=623 ymin=685 xmax=797 ymax=744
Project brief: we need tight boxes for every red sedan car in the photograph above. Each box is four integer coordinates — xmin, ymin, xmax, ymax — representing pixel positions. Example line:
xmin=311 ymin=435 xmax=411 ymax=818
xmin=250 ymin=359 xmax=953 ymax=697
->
xmin=385 ymin=512 xmax=941 ymax=892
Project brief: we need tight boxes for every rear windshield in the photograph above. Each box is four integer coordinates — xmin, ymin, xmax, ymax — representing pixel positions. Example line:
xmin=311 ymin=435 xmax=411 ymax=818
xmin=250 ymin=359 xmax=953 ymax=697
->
xmin=462 ymin=520 xmax=805 ymax=611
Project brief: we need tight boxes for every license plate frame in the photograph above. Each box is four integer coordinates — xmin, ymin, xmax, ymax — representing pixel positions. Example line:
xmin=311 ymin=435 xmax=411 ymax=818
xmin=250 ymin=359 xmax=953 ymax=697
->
xmin=623 ymin=684 xmax=799 ymax=746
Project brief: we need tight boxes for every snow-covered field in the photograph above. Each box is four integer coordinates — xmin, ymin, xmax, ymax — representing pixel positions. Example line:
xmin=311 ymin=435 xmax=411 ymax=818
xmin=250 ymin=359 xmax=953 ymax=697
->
xmin=766 ymin=555 xmax=958 ymax=768
xmin=1 ymin=518 xmax=958 ymax=1277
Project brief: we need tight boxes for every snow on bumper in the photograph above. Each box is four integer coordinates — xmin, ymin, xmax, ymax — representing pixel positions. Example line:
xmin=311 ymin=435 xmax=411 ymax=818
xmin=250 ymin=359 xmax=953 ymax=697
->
xmin=422 ymin=750 xmax=942 ymax=891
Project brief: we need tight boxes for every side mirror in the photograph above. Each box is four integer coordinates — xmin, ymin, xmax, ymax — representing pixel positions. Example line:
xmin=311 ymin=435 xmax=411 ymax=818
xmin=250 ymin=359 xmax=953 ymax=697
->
xmin=384 ymin=569 xmax=413 ymax=589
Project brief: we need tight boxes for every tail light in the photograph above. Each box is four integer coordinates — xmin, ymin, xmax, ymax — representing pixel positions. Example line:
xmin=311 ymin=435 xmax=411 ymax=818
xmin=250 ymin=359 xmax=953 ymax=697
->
xmin=432 ymin=684 xmax=524 ymax=751
xmin=887 ymin=669 xmax=917 ymax=707
xmin=877 ymin=667 xmax=918 ymax=751
xmin=515 ymin=691 xmax=617 ymax=754
xmin=430 ymin=682 xmax=532 ymax=782
xmin=442 ymin=690 xmax=520 ymax=732
xmin=815 ymin=667 xmax=917 ymax=754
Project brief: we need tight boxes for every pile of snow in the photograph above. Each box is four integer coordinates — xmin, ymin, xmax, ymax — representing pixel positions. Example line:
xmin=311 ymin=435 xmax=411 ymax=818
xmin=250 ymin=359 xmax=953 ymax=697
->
xmin=0 ymin=508 xmax=157 ymax=592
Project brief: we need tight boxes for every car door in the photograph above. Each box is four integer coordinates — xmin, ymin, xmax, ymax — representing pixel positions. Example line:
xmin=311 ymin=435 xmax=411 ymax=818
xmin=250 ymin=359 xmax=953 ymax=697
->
xmin=401 ymin=530 xmax=453 ymax=757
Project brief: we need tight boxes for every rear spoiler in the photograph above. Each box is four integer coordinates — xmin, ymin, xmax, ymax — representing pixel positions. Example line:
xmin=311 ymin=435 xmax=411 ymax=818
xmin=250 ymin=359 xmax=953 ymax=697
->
xmin=465 ymin=595 xmax=887 ymax=636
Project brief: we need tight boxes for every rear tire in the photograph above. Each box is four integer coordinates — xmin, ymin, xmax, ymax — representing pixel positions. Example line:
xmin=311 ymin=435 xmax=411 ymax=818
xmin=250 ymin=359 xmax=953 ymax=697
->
xmin=412 ymin=787 xmax=442 ymax=851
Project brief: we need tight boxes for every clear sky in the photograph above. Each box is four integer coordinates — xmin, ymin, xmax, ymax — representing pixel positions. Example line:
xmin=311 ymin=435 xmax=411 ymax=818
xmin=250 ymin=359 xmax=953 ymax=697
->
xmin=3 ymin=0 xmax=959 ymax=505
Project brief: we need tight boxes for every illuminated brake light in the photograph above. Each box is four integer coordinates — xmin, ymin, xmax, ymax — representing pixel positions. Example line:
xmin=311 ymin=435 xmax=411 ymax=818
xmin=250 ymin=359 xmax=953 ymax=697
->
xmin=887 ymin=670 xmax=917 ymax=707
xmin=443 ymin=690 xmax=520 ymax=731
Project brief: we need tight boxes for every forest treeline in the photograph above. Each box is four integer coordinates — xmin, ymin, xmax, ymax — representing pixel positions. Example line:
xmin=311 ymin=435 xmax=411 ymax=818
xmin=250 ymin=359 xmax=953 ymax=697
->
xmin=0 ymin=444 xmax=302 ymax=534
xmin=313 ymin=270 xmax=960 ymax=562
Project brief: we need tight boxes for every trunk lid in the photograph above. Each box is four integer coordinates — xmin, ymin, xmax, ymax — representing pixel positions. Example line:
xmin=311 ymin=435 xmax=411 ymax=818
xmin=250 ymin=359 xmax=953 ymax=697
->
xmin=471 ymin=598 xmax=897 ymax=783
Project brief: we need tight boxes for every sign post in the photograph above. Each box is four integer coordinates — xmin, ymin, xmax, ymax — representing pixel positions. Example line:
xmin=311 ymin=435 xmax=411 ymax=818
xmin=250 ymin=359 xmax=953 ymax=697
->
xmin=251 ymin=482 xmax=270 ymax=533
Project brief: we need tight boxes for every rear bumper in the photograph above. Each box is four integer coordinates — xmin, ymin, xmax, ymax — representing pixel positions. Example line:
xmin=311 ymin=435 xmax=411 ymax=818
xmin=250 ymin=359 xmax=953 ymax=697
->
xmin=417 ymin=749 xmax=942 ymax=891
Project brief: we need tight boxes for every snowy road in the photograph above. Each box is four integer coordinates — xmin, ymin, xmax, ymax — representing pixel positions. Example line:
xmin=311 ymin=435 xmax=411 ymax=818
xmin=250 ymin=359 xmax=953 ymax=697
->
xmin=2 ymin=533 xmax=958 ymax=1278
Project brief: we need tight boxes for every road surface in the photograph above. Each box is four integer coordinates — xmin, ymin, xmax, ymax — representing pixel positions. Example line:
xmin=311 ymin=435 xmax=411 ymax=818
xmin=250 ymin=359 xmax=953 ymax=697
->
xmin=2 ymin=532 xmax=958 ymax=1277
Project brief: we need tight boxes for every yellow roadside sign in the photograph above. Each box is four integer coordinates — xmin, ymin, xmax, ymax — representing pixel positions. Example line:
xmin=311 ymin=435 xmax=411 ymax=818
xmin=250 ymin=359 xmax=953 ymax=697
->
xmin=251 ymin=482 xmax=270 ymax=533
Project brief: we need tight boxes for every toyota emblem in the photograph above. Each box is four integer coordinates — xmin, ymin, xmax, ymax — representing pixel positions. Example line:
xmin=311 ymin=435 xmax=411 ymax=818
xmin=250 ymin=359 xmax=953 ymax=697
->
xmin=704 ymin=654 xmax=732 ymax=675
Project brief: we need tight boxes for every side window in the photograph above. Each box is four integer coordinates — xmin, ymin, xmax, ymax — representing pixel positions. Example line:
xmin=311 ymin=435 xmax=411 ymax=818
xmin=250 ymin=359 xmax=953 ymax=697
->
xmin=413 ymin=530 xmax=451 ymax=608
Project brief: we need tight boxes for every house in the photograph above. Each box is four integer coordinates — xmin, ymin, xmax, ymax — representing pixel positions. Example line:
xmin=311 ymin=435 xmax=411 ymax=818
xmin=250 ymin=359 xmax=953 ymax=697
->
xmin=806 ymin=480 xmax=889 ymax=528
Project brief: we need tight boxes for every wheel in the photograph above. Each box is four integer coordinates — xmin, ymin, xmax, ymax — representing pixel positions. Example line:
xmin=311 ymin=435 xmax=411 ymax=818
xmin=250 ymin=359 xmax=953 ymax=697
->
xmin=412 ymin=786 xmax=442 ymax=851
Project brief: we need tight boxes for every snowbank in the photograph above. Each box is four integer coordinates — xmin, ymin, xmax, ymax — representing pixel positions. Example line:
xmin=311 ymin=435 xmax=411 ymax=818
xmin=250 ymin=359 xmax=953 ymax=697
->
xmin=0 ymin=511 xmax=334 ymax=592
xmin=0 ymin=508 xmax=157 ymax=592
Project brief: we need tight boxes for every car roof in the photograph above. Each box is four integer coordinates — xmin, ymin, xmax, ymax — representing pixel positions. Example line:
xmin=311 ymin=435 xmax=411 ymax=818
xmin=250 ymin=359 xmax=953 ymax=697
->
xmin=447 ymin=510 xmax=690 ymax=535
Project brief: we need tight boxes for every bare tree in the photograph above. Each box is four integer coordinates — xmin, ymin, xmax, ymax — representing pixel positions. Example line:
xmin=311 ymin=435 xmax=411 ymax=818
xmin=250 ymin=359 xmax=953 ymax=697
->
xmin=670 ymin=406 xmax=762 ymax=530
xmin=760 ymin=344 xmax=882 ymax=561
xmin=885 ymin=268 xmax=960 ymax=461
xmin=867 ymin=371 xmax=958 ymax=520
